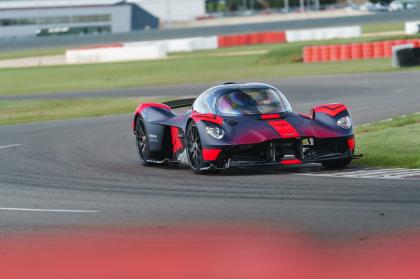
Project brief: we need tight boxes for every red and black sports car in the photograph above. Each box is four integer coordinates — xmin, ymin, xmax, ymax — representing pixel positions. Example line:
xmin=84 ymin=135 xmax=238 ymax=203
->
xmin=133 ymin=83 xmax=360 ymax=174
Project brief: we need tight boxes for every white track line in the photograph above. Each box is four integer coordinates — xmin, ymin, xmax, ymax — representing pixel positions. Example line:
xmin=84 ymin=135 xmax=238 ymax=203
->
xmin=0 ymin=207 xmax=99 ymax=213
xmin=0 ymin=143 xmax=22 ymax=149
xmin=336 ymin=169 xmax=420 ymax=178
xmin=297 ymin=168 xmax=420 ymax=179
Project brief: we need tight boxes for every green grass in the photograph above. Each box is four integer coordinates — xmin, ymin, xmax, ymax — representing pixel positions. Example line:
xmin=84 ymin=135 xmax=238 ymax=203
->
xmin=0 ymin=47 xmax=66 ymax=60
xmin=0 ymin=97 xmax=167 ymax=125
xmin=169 ymin=43 xmax=278 ymax=59
xmin=1 ymin=53 xmax=419 ymax=97
xmin=355 ymin=113 xmax=420 ymax=169
xmin=361 ymin=21 xmax=405 ymax=34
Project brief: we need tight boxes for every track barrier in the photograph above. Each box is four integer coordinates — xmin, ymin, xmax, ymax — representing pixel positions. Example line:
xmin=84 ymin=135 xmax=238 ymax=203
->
xmin=124 ymin=36 xmax=218 ymax=53
xmin=392 ymin=44 xmax=420 ymax=67
xmin=66 ymin=26 xmax=365 ymax=64
xmin=66 ymin=43 xmax=167 ymax=64
xmin=285 ymin=26 xmax=361 ymax=42
xmin=405 ymin=21 xmax=420 ymax=35
xmin=303 ymin=39 xmax=420 ymax=63
xmin=339 ymin=44 xmax=351 ymax=61
xmin=217 ymin=31 xmax=286 ymax=48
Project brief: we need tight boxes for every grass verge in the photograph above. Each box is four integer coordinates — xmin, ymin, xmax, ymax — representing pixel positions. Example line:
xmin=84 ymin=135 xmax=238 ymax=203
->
xmin=0 ymin=97 xmax=167 ymax=125
xmin=361 ymin=21 xmax=404 ymax=34
xmin=0 ymin=47 xmax=66 ymax=60
xmin=355 ymin=113 xmax=420 ymax=169
xmin=1 ymin=55 xmax=419 ymax=97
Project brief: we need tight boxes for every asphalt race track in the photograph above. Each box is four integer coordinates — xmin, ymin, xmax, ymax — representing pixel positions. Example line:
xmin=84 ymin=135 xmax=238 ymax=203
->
xmin=1 ymin=71 xmax=420 ymax=239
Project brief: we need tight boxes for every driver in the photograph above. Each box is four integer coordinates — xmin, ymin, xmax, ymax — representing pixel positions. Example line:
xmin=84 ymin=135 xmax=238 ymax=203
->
xmin=220 ymin=91 xmax=259 ymax=115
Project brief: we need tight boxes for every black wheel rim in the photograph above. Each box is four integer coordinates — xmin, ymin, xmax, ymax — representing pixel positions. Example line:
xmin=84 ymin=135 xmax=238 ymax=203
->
xmin=187 ymin=125 xmax=203 ymax=169
xmin=135 ymin=118 xmax=147 ymax=161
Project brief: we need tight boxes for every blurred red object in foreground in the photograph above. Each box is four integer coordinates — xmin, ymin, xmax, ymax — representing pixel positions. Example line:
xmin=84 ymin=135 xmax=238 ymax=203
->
xmin=1 ymin=227 xmax=420 ymax=279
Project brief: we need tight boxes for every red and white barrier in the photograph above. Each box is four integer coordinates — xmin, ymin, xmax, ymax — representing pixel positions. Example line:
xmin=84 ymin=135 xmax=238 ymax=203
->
xmin=303 ymin=39 xmax=420 ymax=63
xmin=286 ymin=26 xmax=361 ymax=43
xmin=192 ymin=36 xmax=219 ymax=51
xmin=217 ymin=31 xmax=286 ymax=48
xmin=215 ymin=27 xmax=361 ymax=48
xmin=66 ymin=26 xmax=365 ymax=64
xmin=66 ymin=43 xmax=167 ymax=64
xmin=126 ymin=36 xmax=218 ymax=53
xmin=166 ymin=37 xmax=218 ymax=52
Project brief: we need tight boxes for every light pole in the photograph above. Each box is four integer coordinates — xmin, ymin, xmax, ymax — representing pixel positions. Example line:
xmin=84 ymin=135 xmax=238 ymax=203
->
xmin=166 ymin=0 xmax=171 ymax=27
xmin=70 ymin=0 xmax=73 ymax=24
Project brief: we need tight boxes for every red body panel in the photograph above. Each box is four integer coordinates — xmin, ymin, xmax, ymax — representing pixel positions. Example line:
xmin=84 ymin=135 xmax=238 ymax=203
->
xmin=281 ymin=159 xmax=302 ymax=165
xmin=171 ymin=127 xmax=184 ymax=154
xmin=347 ymin=136 xmax=355 ymax=152
xmin=202 ymin=148 xmax=222 ymax=161
xmin=260 ymin=114 xmax=281 ymax=120
xmin=191 ymin=112 xmax=224 ymax=126
xmin=313 ymin=104 xmax=347 ymax=117
xmin=267 ymin=120 xmax=300 ymax=138
xmin=135 ymin=103 xmax=171 ymax=114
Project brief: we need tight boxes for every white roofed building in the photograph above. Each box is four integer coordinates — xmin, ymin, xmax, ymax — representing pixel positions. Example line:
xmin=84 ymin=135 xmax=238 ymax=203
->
xmin=0 ymin=0 xmax=206 ymax=39
xmin=134 ymin=0 xmax=206 ymax=22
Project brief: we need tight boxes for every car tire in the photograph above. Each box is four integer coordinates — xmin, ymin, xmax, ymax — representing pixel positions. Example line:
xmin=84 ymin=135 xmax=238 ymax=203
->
xmin=321 ymin=158 xmax=352 ymax=169
xmin=135 ymin=116 xmax=153 ymax=166
xmin=186 ymin=121 xmax=216 ymax=174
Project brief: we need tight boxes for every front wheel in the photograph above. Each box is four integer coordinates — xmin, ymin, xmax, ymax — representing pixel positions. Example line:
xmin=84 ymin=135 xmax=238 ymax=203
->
xmin=321 ymin=158 xmax=352 ymax=169
xmin=186 ymin=122 xmax=219 ymax=174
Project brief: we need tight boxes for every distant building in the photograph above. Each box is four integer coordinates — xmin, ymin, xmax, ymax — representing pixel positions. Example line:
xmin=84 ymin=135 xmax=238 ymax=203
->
xmin=135 ymin=0 xmax=206 ymax=22
xmin=0 ymin=0 xmax=160 ymax=39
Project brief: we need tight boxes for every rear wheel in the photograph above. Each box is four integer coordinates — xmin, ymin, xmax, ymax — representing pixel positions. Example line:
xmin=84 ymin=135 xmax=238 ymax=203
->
xmin=135 ymin=116 xmax=152 ymax=166
xmin=321 ymin=158 xmax=352 ymax=169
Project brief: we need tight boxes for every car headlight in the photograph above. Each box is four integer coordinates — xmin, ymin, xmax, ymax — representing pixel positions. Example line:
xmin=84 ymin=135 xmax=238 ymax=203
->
xmin=206 ymin=126 xmax=225 ymax=139
xmin=337 ymin=116 xmax=352 ymax=129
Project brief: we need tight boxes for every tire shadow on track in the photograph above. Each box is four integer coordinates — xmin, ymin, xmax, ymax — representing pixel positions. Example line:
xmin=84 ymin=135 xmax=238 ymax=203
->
xmin=137 ymin=163 xmax=332 ymax=177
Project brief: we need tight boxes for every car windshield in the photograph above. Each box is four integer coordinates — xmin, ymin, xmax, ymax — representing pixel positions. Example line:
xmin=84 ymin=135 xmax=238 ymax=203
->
xmin=217 ymin=88 xmax=292 ymax=116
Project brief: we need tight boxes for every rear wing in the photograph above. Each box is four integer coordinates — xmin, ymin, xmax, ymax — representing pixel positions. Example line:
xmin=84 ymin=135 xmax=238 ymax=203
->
xmin=163 ymin=98 xmax=196 ymax=109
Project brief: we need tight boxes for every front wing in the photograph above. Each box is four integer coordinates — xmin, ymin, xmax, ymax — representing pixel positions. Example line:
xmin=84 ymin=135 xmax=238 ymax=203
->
xmin=198 ymin=136 xmax=360 ymax=170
